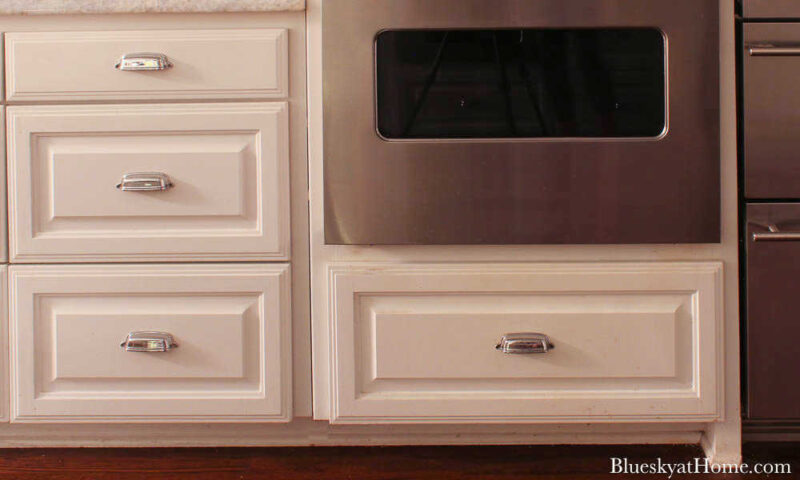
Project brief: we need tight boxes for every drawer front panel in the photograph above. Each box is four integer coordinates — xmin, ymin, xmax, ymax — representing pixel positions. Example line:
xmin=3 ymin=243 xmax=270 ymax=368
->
xmin=51 ymin=143 xmax=245 ymax=218
xmin=744 ymin=23 xmax=800 ymax=198
xmin=743 ymin=0 xmax=800 ymax=19
xmin=366 ymin=301 xmax=678 ymax=381
xmin=55 ymin=310 xmax=246 ymax=380
xmin=329 ymin=263 xmax=722 ymax=424
xmin=9 ymin=264 xmax=292 ymax=423
xmin=7 ymin=103 xmax=289 ymax=262
xmin=746 ymin=204 xmax=800 ymax=419
xmin=5 ymin=29 xmax=288 ymax=101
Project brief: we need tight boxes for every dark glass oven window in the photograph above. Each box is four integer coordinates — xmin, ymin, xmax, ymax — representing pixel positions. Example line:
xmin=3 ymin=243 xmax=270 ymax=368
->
xmin=376 ymin=29 xmax=666 ymax=139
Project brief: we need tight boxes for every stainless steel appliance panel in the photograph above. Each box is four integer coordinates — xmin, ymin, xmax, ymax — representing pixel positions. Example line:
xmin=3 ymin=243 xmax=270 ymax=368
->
xmin=323 ymin=0 xmax=720 ymax=245
xmin=746 ymin=204 xmax=800 ymax=420
xmin=744 ymin=23 xmax=800 ymax=199
xmin=743 ymin=0 xmax=800 ymax=19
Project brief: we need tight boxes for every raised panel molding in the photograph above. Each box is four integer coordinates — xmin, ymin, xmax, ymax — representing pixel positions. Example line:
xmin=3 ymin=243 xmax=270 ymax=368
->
xmin=7 ymin=103 xmax=290 ymax=263
xmin=9 ymin=264 xmax=292 ymax=423
xmin=0 ymin=108 xmax=6 ymax=263
xmin=328 ymin=262 xmax=723 ymax=424
xmin=0 ymin=267 xmax=8 ymax=423
xmin=5 ymin=29 xmax=288 ymax=101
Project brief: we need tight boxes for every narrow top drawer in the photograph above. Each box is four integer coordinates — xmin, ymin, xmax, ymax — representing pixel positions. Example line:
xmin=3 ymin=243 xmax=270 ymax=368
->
xmin=5 ymin=29 xmax=288 ymax=101
xmin=744 ymin=0 xmax=800 ymax=19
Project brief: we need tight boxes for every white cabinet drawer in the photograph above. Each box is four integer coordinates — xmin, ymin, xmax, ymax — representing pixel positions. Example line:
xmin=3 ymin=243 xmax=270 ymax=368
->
xmin=9 ymin=264 xmax=292 ymax=423
xmin=5 ymin=29 xmax=288 ymax=101
xmin=328 ymin=262 xmax=722 ymax=424
xmin=7 ymin=103 xmax=289 ymax=262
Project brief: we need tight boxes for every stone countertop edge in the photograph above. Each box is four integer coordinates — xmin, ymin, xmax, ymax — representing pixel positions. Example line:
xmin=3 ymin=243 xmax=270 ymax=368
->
xmin=0 ymin=0 xmax=306 ymax=15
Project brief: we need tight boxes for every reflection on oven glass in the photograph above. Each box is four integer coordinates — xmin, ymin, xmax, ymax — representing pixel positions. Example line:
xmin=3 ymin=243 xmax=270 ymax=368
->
xmin=376 ymin=28 xmax=666 ymax=139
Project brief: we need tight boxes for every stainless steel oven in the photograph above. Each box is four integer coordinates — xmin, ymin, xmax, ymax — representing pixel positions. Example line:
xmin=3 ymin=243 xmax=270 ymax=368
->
xmin=323 ymin=0 xmax=720 ymax=245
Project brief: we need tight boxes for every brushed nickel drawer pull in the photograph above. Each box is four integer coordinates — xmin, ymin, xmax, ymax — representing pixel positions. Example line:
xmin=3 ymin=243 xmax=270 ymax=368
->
xmin=749 ymin=222 xmax=800 ymax=242
xmin=747 ymin=44 xmax=800 ymax=57
xmin=116 ymin=172 xmax=173 ymax=192
xmin=120 ymin=331 xmax=178 ymax=352
xmin=115 ymin=52 xmax=173 ymax=71
xmin=495 ymin=333 xmax=554 ymax=354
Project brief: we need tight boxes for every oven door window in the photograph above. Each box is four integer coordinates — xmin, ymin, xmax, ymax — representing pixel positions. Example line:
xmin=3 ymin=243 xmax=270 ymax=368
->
xmin=376 ymin=28 xmax=666 ymax=139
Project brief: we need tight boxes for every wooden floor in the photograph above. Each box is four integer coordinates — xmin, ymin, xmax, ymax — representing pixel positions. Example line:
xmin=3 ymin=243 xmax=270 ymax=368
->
xmin=0 ymin=443 xmax=796 ymax=479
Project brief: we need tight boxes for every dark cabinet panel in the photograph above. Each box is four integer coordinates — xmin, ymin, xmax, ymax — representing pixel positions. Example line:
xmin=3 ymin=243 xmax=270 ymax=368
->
xmin=746 ymin=204 xmax=800 ymax=419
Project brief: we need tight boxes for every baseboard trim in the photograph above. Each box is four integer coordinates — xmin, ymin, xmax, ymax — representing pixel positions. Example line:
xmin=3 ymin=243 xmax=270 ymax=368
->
xmin=0 ymin=419 xmax=704 ymax=448
xmin=743 ymin=421 xmax=800 ymax=442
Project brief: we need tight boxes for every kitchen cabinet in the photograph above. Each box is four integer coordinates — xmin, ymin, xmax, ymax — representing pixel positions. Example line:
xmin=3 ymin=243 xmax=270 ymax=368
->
xmin=0 ymin=9 xmax=311 ymax=443
xmin=5 ymin=29 xmax=288 ymax=101
xmin=328 ymin=263 xmax=722 ymax=424
xmin=8 ymin=264 xmax=291 ymax=423
xmin=7 ymin=102 xmax=290 ymax=262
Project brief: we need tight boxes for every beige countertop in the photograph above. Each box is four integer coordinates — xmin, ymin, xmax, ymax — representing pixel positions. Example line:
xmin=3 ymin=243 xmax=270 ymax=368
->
xmin=0 ymin=0 xmax=305 ymax=15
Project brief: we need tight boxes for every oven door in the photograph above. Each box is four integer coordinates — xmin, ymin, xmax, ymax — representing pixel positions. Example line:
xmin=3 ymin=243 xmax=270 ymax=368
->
xmin=323 ymin=0 xmax=720 ymax=245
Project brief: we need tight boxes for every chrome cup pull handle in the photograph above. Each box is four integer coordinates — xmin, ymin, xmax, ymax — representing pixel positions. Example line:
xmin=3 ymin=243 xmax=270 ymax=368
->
xmin=115 ymin=52 xmax=173 ymax=71
xmin=495 ymin=333 xmax=554 ymax=354
xmin=116 ymin=172 xmax=173 ymax=192
xmin=120 ymin=331 xmax=178 ymax=352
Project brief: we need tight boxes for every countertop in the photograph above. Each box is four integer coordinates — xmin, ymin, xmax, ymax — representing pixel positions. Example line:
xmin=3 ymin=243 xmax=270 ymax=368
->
xmin=0 ymin=0 xmax=305 ymax=15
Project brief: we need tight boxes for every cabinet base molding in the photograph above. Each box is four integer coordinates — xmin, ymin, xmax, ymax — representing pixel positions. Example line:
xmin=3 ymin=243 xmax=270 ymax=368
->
xmin=0 ymin=420 xmax=705 ymax=448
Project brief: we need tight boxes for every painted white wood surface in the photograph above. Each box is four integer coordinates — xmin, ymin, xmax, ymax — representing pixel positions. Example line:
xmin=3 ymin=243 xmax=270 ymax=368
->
xmin=0 ymin=268 xmax=7 ymax=423
xmin=9 ymin=264 xmax=292 ymax=423
xmin=0 ymin=419 xmax=704 ymax=447
xmin=5 ymin=29 xmax=288 ymax=101
xmin=7 ymin=102 xmax=290 ymax=262
xmin=0 ymin=9 xmax=313 ymax=436
xmin=1 ymin=8 xmax=313 ymax=419
xmin=0 ymin=109 xmax=6 ymax=264
xmin=702 ymin=0 xmax=743 ymax=464
xmin=329 ymin=263 xmax=722 ymax=424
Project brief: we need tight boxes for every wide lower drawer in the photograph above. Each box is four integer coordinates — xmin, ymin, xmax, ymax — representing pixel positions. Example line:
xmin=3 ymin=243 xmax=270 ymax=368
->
xmin=328 ymin=263 xmax=722 ymax=424
xmin=7 ymin=103 xmax=289 ymax=262
xmin=746 ymin=204 xmax=800 ymax=419
xmin=8 ymin=264 xmax=292 ymax=423
xmin=5 ymin=29 xmax=288 ymax=101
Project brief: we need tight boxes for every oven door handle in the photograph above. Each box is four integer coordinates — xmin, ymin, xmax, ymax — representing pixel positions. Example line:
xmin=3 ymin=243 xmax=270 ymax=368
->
xmin=750 ymin=222 xmax=800 ymax=242
xmin=747 ymin=44 xmax=800 ymax=57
